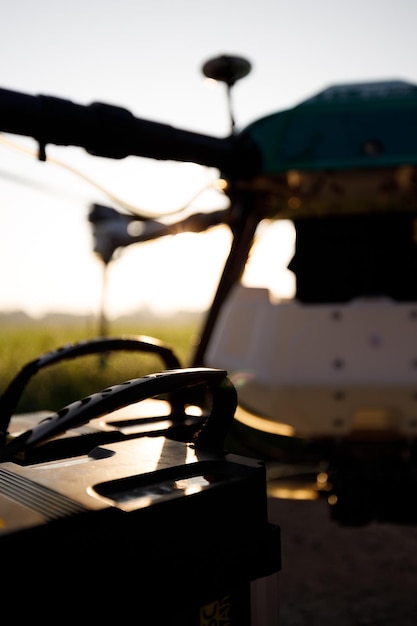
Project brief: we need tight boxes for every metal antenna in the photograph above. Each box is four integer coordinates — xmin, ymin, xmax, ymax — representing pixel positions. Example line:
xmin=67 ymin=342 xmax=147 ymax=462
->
xmin=202 ymin=54 xmax=252 ymax=134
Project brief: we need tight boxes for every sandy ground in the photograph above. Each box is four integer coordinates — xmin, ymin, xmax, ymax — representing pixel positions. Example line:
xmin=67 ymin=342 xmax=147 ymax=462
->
xmin=267 ymin=496 xmax=417 ymax=626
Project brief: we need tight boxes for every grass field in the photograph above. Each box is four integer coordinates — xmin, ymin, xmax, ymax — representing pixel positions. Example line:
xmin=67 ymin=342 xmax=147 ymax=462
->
xmin=0 ymin=319 xmax=201 ymax=415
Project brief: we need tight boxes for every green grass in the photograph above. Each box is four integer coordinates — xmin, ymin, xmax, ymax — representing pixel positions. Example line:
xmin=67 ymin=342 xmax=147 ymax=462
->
xmin=0 ymin=318 xmax=296 ymax=462
xmin=0 ymin=320 xmax=201 ymax=415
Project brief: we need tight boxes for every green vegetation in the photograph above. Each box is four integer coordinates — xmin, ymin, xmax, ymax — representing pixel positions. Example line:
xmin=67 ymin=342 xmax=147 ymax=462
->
xmin=0 ymin=315 xmax=278 ymax=462
xmin=0 ymin=319 xmax=202 ymax=416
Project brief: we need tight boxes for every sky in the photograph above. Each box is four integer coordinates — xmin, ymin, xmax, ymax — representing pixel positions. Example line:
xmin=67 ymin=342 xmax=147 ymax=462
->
xmin=1 ymin=0 xmax=417 ymax=321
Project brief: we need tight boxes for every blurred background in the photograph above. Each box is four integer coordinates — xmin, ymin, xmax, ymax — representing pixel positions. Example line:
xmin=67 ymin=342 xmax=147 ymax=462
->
xmin=1 ymin=0 xmax=417 ymax=321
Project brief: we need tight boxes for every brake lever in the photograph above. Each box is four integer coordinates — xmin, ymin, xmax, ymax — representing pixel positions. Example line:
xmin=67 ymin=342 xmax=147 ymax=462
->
xmin=0 ymin=367 xmax=237 ymax=461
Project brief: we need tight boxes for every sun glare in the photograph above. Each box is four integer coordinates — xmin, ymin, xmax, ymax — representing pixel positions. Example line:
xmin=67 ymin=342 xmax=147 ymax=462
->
xmin=242 ymin=219 xmax=296 ymax=301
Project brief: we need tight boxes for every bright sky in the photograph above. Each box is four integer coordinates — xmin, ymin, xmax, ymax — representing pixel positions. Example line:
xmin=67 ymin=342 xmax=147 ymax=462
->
xmin=1 ymin=0 xmax=417 ymax=320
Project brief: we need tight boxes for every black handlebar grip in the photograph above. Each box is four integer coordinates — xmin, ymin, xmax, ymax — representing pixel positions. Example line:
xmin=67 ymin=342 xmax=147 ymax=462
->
xmin=0 ymin=336 xmax=182 ymax=436
xmin=0 ymin=367 xmax=237 ymax=460
xmin=0 ymin=87 xmax=261 ymax=178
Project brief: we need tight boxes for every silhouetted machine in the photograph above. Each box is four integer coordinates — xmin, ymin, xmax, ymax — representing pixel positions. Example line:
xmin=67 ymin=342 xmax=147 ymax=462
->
xmin=1 ymin=57 xmax=417 ymax=528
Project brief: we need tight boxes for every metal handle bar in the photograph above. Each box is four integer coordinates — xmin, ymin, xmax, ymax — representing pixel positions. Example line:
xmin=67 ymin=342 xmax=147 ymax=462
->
xmin=0 ymin=87 xmax=261 ymax=179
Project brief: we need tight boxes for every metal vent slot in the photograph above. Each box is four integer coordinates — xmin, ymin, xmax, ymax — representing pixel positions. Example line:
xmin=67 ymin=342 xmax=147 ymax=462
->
xmin=0 ymin=468 xmax=88 ymax=521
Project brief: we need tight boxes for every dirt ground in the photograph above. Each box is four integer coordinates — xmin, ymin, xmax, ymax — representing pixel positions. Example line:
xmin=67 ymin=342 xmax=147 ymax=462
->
xmin=267 ymin=496 xmax=417 ymax=625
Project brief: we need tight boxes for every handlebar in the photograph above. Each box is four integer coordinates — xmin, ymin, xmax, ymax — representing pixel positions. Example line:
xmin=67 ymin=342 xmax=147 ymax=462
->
xmin=0 ymin=367 xmax=237 ymax=460
xmin=0 ymin=87 xmax=262 ymax=179
xmin=0 ymin=335 xmax=183 ymax=437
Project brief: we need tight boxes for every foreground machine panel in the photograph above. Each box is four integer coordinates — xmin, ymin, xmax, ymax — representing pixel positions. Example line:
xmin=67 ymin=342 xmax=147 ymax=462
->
xmin=0 ymin=366 xmax=280 ymax=625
